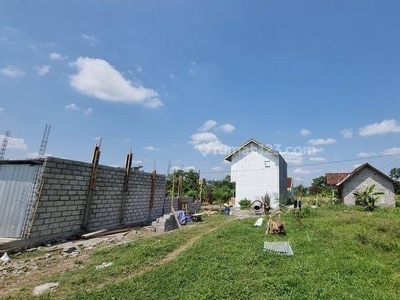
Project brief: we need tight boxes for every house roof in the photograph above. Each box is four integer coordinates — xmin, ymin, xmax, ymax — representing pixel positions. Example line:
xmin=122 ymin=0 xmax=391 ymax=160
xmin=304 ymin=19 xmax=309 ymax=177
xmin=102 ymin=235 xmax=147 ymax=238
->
xmin=224 ymin=138 xmax=277 ymax=162
xmin=325 ymin=173 xmax=350 ymax=186
xmin=336 ymin=163 xmax=395 ymax=186
xmin=287 ymin=177 xmax=292 ymax=189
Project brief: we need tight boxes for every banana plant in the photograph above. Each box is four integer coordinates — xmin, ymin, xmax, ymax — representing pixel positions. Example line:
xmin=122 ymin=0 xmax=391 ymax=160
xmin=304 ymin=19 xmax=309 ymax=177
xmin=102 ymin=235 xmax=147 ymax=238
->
xmin=353 ymin=184 xmax=384 ymax=211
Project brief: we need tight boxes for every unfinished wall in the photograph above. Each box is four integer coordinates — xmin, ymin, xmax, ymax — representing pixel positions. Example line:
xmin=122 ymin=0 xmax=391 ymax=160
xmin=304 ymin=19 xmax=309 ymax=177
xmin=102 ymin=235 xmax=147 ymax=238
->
xmin=28 ymin=157 xmax=169 ymax=241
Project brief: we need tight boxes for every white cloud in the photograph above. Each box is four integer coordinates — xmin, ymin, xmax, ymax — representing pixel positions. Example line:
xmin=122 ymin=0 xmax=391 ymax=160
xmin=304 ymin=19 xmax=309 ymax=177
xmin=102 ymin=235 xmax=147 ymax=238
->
xmin=340 ymin=128 xmax=353 ymax=139
xmin=144 ymin=146 xmax=160 ymax=151
xmin=70 ymin=57 xmax=162 ymax=108
xmin=81 ymin=34 xmax=99 ymax=44
xmin=309 ymin=157 xmax=326 ymax=162
xmin=0 ymin=135 xmax=28 ymax=151
xmin=199 ymin=120 xmax=217 ymax=132
xmin=281 ymin=151 xmax=304 ymax=165
xmin=300 ymin=129 xmax=312 ymax=136
xmin=212 ymin=167 xmax=224 ymax=172
xmin=309 ymin=138 xmax=336 ymax=146
xmin=172 ymin=165 xmax=196 ymax=171
xmin=26 ymin=152 xmax=51 ymax=159
xmin=1 ymin=65 xmax=25 ymax=78
xmin=189 ymin=132 xmax=231 ymax=156
xmin=36 ymin=65 xmax=50 ymax=76
xmin=0 ymin=108 xmax=3 ymax=114
xmin=64 ymin=103 xmax=93 ymax=115
xmin=358 ymin=151 xmax=375 ymax=158
xmin=136 ymin=65 xmax=142 ymax=73
xmin=358 ymin=147 xmax=400 ymax=158
xmin=132 ymin=160 xmax=143 ymax=165
xmin=359 ymin=119 xmax=400 ymax=136
xmin=49 ymin=52 xmax=65 ymax=60
xmin=64 ymin=103 xmax=79 ymax=111
xmin=189 ymin=61 xmax=197 ymax=74
xmin=293 ymin=168 xmax=311 ymax=175
xmin=169 ymin=74 xmax=178 ymax=81
xmin=83 ymin=108 xmax=93 ymax=115
xmin=114 ymin=138 xmax=131 ymax=144
xmin=382 ymin=147 xmax=400 ymax=156
xmin=4 ymin=26 xmax=19 ymax=33
xmin=218 ymin=123 xmax=235 ymax=133
xmin=305 ymin=147 xmax=325 ymax=155
xmin=292 ymin=177 xmax=306 ymax=184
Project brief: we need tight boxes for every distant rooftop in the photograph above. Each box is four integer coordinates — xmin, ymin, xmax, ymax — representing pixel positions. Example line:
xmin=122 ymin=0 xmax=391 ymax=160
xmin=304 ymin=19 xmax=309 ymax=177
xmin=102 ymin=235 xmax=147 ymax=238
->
xmin=325 ymin=173 xmax=350 ymax=186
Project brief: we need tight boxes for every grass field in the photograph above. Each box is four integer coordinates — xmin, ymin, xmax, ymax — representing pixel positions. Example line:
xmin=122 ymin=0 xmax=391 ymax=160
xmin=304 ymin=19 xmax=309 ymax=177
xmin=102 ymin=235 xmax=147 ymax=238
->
xmin=4 ymin=205 xmax=400 ymax=299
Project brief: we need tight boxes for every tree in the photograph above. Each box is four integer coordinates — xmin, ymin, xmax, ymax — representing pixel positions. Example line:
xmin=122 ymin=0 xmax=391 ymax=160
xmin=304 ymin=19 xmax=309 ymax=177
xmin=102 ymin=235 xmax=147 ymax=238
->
xmin=389 ymin=168 xmax=400 ymax=195
xmin=210 ymin=176 xmax=235 ymax=204
xmin=389 ymin=168 xmax=400 ymax=181
xmin=293 ymin=185 xmax=308 ymax=197
xmin=309 ymin=176 xmax=328 ymax=195
xmin=132 ymin=165 xmax=143 ymax=171
xmin=353 ymin=184 xmax=384 ymax=212
xmin=166 ymin=169 xmax=200 ymax=198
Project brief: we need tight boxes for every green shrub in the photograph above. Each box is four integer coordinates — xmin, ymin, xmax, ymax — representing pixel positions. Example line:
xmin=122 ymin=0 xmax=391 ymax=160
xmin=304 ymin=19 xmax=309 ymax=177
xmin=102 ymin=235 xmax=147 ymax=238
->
xmin=238 ymin=199 xmax=250 ymax=209
xmin=395 ymin=200 xmax=400 ymax=208
xmin=290 ymin=205 xmax=316 ymax=219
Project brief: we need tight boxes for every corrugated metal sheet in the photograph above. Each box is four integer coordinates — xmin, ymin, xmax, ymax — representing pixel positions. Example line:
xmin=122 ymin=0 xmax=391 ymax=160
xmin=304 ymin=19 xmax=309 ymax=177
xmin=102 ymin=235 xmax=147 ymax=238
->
xmin=0 ymin=163 xmax=41 ymax=237
xmin=264 ymin=241 xmax=294 ymax=255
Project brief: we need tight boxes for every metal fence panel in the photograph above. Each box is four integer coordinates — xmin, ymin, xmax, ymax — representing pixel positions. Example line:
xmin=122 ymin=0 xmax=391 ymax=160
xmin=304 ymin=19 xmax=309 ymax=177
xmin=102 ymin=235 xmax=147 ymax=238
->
xmin=0 ymin=163 xmax=40 ymax=237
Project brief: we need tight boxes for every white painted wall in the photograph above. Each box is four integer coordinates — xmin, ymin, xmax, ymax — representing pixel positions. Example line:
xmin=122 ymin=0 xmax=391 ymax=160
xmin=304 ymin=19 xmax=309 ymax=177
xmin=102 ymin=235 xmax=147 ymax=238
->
xmin=230 ymin=143 xmax=284 ymax=208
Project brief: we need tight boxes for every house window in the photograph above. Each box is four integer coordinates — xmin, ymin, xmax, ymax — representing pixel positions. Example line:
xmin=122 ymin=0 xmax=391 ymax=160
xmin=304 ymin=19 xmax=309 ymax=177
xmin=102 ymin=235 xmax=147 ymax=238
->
xmin=264 ymin=160 xmax=270 ymax=168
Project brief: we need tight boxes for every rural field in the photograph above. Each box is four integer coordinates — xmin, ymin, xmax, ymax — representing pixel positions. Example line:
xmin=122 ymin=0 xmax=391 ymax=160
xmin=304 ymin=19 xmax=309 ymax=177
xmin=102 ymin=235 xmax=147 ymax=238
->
xmin=2 ymin=205 xmax=400 ymax=299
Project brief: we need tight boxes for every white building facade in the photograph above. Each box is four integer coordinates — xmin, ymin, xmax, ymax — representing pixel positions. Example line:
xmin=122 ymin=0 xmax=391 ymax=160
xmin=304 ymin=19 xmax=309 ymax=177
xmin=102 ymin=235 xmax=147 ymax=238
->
xmin=225 ymin=139 xmax=287 ymax=208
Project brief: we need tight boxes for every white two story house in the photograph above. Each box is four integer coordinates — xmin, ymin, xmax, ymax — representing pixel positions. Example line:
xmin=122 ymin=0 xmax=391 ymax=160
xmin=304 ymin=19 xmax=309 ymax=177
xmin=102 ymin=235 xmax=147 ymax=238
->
xmin=225 ymin=139 xmax=287 ymax=208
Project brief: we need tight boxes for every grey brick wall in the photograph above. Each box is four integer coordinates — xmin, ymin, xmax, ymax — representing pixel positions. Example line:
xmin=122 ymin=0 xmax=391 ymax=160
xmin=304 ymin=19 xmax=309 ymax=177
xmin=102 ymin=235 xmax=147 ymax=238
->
xmin=29 ymin=157 xmax=171 ymax=241
xmin=341 ymin=167 xmax=395 ymax=207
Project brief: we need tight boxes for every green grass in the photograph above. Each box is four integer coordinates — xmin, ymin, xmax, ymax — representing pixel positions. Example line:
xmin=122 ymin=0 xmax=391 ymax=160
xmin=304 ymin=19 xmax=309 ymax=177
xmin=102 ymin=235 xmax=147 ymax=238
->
xmin=6 ymin=207 xmax=400 ymax=299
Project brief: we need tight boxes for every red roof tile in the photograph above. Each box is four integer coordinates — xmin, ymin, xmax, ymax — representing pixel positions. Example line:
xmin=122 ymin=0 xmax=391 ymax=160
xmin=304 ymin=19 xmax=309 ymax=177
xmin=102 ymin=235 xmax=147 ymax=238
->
xmin=325 ymin=173 xmax=350 ymax=186
xmin=287 ymin=177 xmax=292 ymax=189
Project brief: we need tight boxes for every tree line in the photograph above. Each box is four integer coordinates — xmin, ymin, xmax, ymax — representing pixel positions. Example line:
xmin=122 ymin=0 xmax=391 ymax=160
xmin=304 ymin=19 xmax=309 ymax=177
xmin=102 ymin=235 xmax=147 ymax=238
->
xmin=164 ymin=167 xmax=400 ymax=203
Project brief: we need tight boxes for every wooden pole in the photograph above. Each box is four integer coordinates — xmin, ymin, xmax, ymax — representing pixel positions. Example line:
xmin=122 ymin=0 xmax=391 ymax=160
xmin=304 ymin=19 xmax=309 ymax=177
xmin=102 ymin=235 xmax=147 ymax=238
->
xmin=171 ymin=172 xmax=175 ymax=209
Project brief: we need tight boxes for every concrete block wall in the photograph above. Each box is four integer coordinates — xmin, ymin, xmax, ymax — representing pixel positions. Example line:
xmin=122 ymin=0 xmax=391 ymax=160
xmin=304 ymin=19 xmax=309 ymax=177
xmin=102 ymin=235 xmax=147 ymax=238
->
xmin=151 ymin=213 xmax=178 ymax=234
xmin=29 ymin=157 xmax=170 ymax=241
xmin=29 ymin=158 xmax=91 ymax=239
xmin=124 ymin=171 xmax=168 ymax=224
xmin=169 ymin=197 xmax=202 ymax=213
xmin=88 ymin=165 xmax=125 ymax=229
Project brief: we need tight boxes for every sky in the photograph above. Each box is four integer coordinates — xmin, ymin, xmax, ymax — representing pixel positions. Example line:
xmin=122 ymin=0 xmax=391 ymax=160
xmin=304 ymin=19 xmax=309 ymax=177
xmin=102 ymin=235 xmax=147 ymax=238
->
xmin=1 ymin=1 xmax=400 ymax=186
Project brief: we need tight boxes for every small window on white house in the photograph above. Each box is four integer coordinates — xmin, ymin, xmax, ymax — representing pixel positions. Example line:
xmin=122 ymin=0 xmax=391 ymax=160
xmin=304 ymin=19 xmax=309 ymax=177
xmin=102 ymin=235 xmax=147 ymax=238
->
xmin=264 ymin=160 xmax=271 ymax=168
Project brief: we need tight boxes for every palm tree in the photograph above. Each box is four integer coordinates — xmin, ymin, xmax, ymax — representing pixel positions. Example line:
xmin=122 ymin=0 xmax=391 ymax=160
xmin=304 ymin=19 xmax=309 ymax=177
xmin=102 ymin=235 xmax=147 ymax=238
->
xmin=353 ymin=184 xmax=384 ymax=211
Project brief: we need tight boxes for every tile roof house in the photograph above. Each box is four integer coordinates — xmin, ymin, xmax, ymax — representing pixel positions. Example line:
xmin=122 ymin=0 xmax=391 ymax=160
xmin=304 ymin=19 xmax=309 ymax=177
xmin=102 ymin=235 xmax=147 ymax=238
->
xmin=333 ymin=163 xmax=395 ymax=207
xmin=225 ymin=139 xmax=287 ymax=208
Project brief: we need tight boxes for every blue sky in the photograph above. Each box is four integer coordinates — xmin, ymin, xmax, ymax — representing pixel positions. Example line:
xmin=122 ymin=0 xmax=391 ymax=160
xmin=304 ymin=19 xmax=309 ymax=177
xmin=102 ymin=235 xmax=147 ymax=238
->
xmin=1 ymin=1 xmax=399 ymax=186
